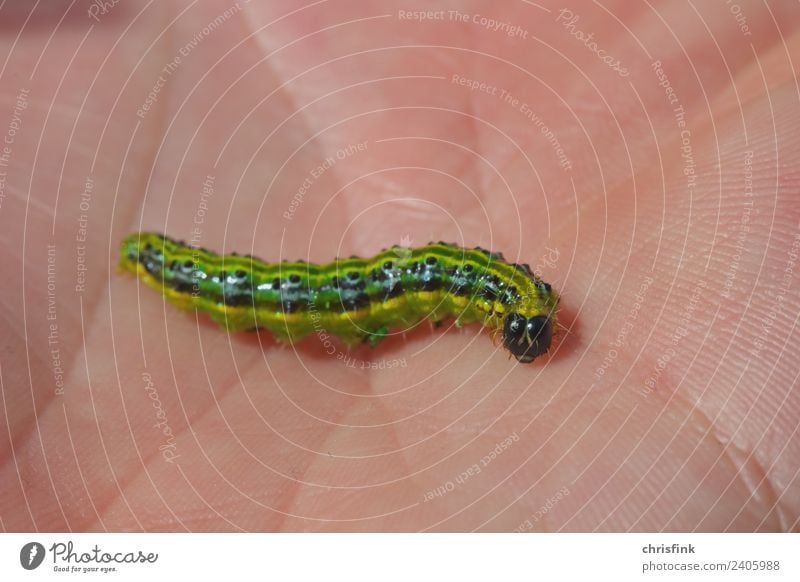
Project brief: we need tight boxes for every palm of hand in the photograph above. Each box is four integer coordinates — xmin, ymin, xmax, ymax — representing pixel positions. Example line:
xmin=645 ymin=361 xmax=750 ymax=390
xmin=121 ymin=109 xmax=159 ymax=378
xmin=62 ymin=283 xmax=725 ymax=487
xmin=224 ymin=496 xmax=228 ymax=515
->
xmin=2 ymin=1 xmax=799 ymax=531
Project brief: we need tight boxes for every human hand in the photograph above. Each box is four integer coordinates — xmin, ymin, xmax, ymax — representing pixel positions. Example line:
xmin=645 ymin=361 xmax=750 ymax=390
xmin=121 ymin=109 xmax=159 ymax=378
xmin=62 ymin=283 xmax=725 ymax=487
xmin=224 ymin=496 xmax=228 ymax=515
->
xmin=2 ymin=0 xmax=798 ymax=531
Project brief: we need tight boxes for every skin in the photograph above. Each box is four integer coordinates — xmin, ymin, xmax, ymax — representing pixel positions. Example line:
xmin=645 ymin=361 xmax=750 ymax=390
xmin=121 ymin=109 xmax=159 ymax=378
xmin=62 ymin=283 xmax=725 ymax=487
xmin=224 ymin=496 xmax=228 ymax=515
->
xmin=0 ymin=0 xmax=799 ymax=532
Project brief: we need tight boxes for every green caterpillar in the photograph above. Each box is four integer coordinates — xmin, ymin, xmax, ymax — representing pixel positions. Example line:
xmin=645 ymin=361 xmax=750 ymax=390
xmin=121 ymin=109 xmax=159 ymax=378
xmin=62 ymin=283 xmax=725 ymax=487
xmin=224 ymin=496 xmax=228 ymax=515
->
xmin=119 ymin=233 xmax=560 ymax=363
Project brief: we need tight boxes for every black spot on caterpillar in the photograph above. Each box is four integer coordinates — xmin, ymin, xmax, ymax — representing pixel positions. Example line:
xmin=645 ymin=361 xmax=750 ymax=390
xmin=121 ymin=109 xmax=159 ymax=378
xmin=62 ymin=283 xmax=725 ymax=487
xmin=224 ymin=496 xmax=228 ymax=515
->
xmin=119 ymin=233 xmax=560 ymax=363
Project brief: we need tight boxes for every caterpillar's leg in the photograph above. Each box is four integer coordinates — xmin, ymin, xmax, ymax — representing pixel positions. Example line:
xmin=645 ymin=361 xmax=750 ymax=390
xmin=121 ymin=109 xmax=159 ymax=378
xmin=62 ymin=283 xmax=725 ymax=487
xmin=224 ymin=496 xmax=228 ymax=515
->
xmin=209 ymin=307 xmax=258 ymax=333
xmin=363 ymin=325 xmax=390 ymax=348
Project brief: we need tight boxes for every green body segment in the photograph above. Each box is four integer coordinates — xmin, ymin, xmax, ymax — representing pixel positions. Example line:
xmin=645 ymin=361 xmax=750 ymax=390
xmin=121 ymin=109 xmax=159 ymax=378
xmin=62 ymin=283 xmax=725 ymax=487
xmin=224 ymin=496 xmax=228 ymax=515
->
xmin=119 ymin=232 xmax=559 ymax=348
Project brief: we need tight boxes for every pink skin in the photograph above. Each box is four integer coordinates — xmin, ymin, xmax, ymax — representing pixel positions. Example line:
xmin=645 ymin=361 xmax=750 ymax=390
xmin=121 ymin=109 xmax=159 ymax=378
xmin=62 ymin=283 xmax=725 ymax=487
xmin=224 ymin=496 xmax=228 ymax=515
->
xmin=1 ymin=1 xmax=799 ymax=531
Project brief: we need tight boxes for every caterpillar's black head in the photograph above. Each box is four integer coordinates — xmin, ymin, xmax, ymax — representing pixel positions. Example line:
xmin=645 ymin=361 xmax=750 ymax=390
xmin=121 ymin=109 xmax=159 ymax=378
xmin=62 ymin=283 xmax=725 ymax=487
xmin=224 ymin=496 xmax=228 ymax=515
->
xmin=502 ymin=313 xmax=553 ymax=363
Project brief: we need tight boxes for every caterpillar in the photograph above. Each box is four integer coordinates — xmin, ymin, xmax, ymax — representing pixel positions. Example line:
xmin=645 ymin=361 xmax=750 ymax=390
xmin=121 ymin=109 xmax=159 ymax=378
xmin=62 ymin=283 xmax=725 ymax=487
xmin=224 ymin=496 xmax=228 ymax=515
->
xmin=119 ymin=233 xmax=560 ymax=363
